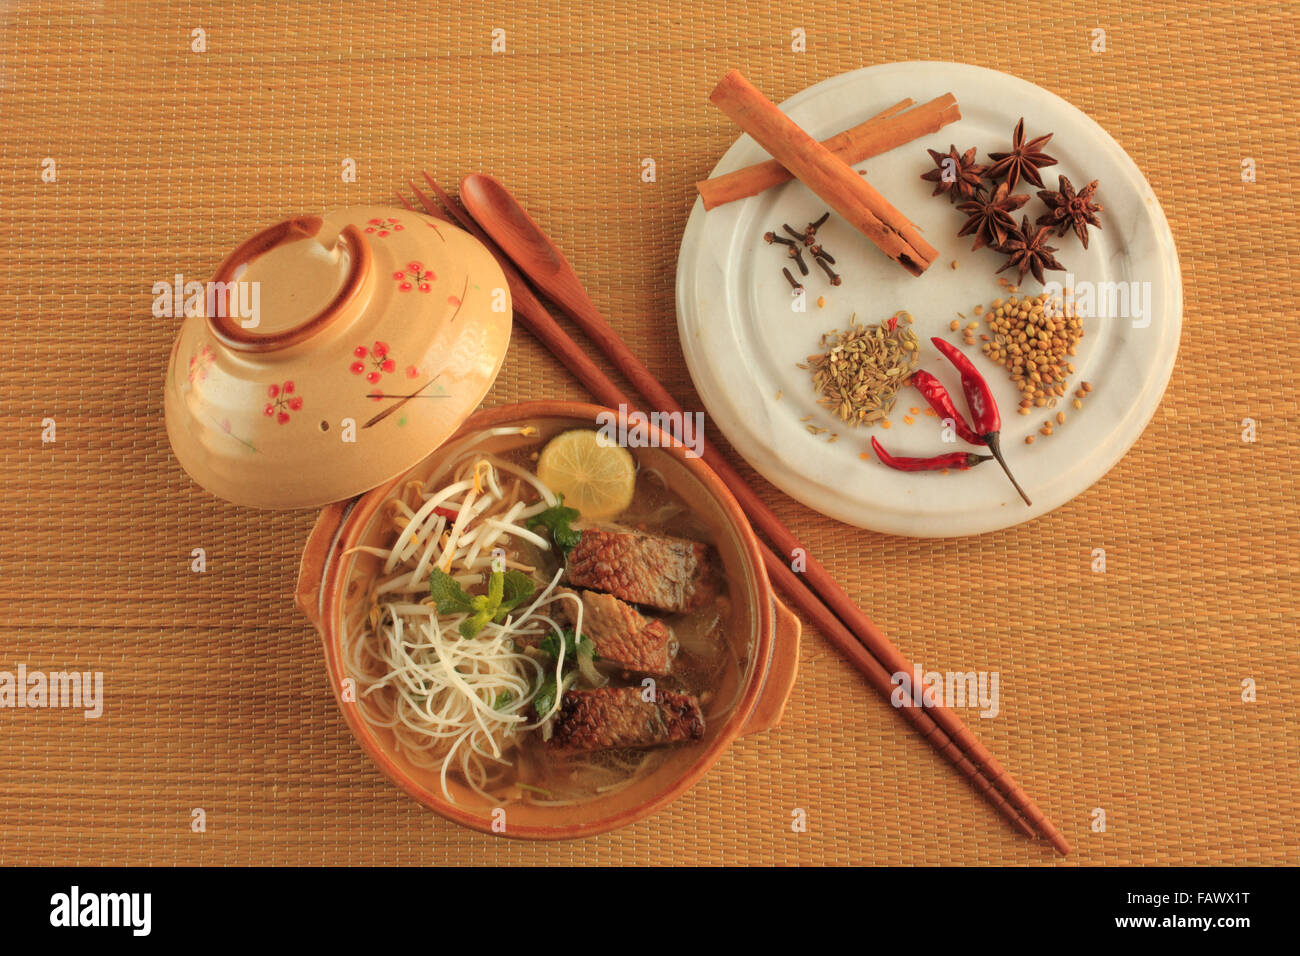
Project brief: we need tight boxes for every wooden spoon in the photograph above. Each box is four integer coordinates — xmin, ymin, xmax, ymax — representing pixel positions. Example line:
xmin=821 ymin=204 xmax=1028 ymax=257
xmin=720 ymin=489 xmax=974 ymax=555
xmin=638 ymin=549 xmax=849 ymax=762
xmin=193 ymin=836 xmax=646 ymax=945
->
xmin=458 ymin=174 xmax=668 ymax=405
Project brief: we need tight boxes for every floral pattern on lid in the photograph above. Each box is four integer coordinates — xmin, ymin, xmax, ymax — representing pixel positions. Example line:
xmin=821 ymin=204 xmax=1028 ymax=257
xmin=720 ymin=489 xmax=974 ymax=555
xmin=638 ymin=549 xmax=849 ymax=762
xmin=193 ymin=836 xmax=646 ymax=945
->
xmin=394 ymin=261 xmax=435 ymax=293
xmin=188 ymin=345 xmax=215 ymax=386
xmin=364 ymin=216 xmax=404 ymax=237
xmin=350 ymin=341 xmax=397 ymax=396
xmin=263 ymin=380 xmax=303 ymax=424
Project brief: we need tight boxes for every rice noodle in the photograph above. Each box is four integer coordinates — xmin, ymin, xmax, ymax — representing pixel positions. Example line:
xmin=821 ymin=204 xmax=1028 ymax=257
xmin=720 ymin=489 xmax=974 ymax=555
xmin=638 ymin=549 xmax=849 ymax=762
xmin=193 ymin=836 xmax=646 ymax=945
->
xmin=342 ymin=444 xmax=610 ymax=804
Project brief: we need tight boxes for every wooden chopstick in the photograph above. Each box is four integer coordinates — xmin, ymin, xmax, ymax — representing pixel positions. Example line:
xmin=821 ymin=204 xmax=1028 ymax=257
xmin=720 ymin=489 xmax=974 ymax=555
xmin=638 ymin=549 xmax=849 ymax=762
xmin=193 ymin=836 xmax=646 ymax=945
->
xmin=400 ymin=182 xmax=1034 ymax=840
xmin=397 ymin=179 xmax=1060 ymax=851
xmin=397 ymin=181 xmax=1034 ymax=841
xmin=448 ymin=172 xmax=1071 ymax=855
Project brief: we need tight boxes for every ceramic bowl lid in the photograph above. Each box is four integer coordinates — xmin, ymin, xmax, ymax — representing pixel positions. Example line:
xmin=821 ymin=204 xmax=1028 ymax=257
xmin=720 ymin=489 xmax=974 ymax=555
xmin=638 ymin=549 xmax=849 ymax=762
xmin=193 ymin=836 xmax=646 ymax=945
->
xmin=163 ymin=206 xmax=511 ymax=509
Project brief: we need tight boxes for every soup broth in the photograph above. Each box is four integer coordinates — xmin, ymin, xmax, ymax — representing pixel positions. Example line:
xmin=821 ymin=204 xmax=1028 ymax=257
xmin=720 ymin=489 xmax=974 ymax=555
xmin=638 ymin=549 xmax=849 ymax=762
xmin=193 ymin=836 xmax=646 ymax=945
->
xmin=341 ymin=423 xmax=748 ymax=808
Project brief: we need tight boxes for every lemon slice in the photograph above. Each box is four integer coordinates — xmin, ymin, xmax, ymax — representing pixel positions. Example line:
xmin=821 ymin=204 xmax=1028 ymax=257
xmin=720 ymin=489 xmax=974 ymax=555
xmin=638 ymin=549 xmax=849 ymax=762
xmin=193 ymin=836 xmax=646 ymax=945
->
xmin=537 ymin=429 xmax=637 ymax=519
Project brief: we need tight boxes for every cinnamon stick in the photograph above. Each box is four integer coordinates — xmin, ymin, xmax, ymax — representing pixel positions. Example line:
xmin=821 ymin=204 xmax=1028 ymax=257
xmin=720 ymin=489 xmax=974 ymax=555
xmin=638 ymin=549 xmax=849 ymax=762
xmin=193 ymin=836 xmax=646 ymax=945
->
xmin=708 ymin=69 xmax=939 ymax=277
xmin=698 ymin=93 xmax=960 ymax=209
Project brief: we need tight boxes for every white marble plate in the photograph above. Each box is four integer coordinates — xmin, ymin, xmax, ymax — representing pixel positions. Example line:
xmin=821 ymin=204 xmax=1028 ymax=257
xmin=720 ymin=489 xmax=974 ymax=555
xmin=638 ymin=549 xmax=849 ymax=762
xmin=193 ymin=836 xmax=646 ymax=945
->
xmin=676 ymin=62 xmax=1181 ymax=537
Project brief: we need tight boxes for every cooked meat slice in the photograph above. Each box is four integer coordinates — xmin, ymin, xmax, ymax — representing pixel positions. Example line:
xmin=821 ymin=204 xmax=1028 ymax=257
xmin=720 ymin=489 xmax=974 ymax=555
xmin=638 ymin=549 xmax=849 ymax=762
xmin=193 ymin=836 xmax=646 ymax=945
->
xmin=564 ymin=524 xmax=715 ymax=613
xmin=553 ymin=588 xmax=677 ymax=677
xmin=547 ymin=687 xmax=704 ymax=752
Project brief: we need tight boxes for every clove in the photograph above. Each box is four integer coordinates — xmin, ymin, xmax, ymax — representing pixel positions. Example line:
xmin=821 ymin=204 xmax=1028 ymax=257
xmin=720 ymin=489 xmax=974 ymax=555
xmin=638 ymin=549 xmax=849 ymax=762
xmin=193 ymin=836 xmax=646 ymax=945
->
xmin=788 ymin=245 xmax=809 ymax=275
xmin=767 ymin=211 xmax=840 ymax=290
xmin=815 ymin=255 xmax=841 ymax=286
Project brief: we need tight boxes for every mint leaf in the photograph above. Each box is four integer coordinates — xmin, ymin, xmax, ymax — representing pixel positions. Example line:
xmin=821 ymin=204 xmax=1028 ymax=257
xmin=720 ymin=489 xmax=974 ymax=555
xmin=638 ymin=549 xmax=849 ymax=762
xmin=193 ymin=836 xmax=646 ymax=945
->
xmin=459 ymin=612 xmax=488 ymax=640
xmin=495 ymin=570 xmax=535 ymax=620
xmin=429 ymin=568 xmax=474 ymax=615
xmin=526 ymin=496 xmax=583 ymax=559
xmin=436 ymin=568 xmax=538 ymax=639
xmin=485 ymin=568 xmax=504 ymax=607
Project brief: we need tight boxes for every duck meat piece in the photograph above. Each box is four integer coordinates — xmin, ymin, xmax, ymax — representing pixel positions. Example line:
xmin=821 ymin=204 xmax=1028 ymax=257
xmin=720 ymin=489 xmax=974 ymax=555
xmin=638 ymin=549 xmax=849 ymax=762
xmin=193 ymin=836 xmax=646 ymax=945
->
xmin=547 ymin=687 xmax=705 ymax=752
xmin=553 ymin=588 xmax=677 ymax=677
xmin=564 ymin=524 xmax=715 ymax=613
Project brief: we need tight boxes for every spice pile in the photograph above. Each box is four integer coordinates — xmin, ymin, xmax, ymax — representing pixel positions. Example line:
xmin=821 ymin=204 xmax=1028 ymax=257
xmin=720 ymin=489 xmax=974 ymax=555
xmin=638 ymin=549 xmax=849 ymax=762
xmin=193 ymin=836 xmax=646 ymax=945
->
xmin=799 ymin=315 xmax=918 ymax=428
xmin=921 ymin=118 xmax=1103 ymax=283
xmin=764 ymin=211 xmax=841 ymax=292
xmin=963 ymin=289 xmax=1094 ymax=443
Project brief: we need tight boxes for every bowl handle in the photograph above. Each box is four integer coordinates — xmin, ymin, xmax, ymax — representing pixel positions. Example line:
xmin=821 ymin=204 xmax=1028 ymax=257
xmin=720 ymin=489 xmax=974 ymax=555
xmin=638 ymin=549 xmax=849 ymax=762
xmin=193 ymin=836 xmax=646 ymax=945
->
xmin=739 ymin=593 xmax=801 ymax=736
xmin=294 ymin=500 xmax=351 ymax=632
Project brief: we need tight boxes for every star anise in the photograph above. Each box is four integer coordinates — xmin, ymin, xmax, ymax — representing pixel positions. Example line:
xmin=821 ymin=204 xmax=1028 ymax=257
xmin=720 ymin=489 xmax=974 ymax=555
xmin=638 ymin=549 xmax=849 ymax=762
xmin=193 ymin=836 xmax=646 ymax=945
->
xmin=986 ymin=118 xmax=1057 ymax=190
xmin=920 ymin=144 xmax=987 ymax=202
xmin=1037 ymin=175 xmax=1103 ymax=248
xmin=997 ymin=216 xmax=1066 ymax=285
xmin=956 ymin=180 xmax=1029 ymax=251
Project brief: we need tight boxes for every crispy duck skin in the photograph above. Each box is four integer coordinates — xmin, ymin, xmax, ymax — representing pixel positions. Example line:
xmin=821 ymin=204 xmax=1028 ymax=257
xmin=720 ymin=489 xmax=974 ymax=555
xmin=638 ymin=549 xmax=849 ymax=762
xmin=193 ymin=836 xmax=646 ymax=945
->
xmin=553 ymin=588 xmax=677 ymax=676
xmin=564 ymin=524 xmax=715 ymax=613
xmin=547 ymin=686 xmax=705 ymax=752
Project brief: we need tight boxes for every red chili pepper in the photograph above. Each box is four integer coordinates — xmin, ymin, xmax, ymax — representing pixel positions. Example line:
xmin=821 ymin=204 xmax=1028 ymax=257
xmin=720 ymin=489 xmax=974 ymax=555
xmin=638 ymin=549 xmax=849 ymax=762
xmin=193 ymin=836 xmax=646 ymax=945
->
xmin=911 ymin=370 xmax=984 ymax=446
xmin=871 ymin=437 xmax=991 ymax=472
xmin=930 ymin=337 xmax=1032 ymax=506
xmin=433 ymin=506 xmax=460 ymax=521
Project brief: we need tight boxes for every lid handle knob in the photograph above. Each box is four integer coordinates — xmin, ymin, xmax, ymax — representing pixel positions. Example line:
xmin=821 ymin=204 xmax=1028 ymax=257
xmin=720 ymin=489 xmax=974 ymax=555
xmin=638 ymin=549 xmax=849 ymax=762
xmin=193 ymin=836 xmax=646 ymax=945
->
xmin=206 ymin=217 xmax=373 ymax=353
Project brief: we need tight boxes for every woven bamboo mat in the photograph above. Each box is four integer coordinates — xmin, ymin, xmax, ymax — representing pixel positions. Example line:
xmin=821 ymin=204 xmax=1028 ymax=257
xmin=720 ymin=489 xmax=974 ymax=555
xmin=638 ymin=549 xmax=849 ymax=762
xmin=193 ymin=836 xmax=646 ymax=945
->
xmin=1 ymin=0 xmax=1296 ymax=866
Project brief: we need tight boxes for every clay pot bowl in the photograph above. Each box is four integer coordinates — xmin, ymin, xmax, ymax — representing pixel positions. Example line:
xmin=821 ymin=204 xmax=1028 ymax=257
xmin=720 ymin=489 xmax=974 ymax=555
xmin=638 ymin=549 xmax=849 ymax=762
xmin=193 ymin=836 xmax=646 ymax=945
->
xmin=296 ymin=400 xmax=800 ymax=839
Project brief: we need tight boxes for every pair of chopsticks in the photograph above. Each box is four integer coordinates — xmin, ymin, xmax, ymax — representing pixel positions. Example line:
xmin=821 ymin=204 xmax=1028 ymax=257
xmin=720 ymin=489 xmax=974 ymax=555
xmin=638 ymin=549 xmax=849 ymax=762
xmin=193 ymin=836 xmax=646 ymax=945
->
xmin=395 ymin=173 xmax=1070 ymax=855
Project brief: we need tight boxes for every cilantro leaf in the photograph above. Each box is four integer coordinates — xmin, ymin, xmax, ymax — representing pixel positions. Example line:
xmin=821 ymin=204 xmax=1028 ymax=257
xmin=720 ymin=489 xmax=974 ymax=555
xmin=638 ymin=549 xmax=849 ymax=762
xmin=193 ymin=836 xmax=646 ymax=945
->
xmin=538 ymin=628 xmax=570 ymax=665
xmin=526 ymin=496 xmax=583 ymax=559
xmin=537 ymin=628 xmax=598 ymax=668
xmin=493 ymin=691 xmax=514 ymax=710
xmin=532 ymin=628 xmax=600 ymax=717
xmin=534 ymin=678 xmax=557 ymax=718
